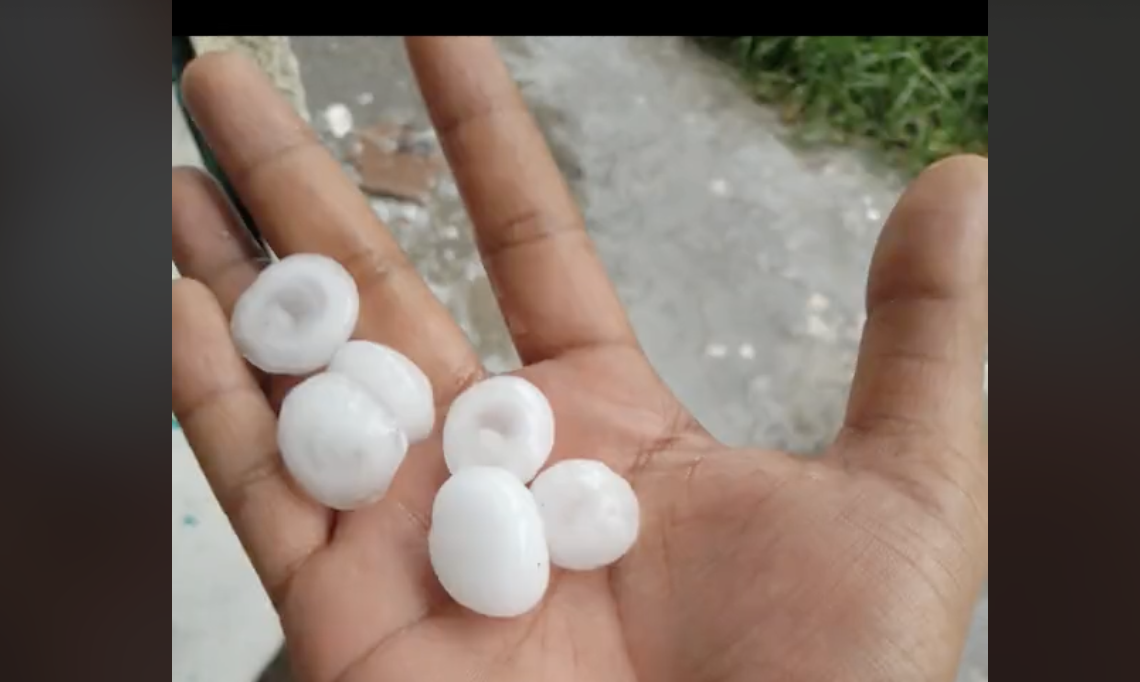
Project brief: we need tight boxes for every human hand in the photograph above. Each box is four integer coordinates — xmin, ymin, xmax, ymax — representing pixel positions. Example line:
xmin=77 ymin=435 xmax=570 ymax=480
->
xmin=172 ymin=37 xmax=988 ymax=682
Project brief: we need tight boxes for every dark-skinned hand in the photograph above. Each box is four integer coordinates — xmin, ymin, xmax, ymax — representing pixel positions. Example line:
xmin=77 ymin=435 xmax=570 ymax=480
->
xmin=172 ymin=37 xmax=988 ymax=682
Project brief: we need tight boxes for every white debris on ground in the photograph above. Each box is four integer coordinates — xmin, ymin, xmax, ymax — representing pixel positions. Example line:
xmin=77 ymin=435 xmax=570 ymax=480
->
xmin=322 ymin=103 xmax=355 ymax=139
xmin=805 ymin=315 xmax=839 ymax=343
xmin=709 ymin=178 xmax=733 ymax=198
xmin=808 ymin=293 xmax=832 ymax=313
xmin=862 ymin=195 xmax=884 ymax=223
xmin=705 ymin=343 xmax=729 ymax=359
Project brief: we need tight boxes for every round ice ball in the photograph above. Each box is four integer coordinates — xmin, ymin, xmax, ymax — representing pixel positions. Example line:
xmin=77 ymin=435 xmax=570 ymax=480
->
xmin=328 ymin=341 xmax=436 ymax=444
xmin=277 ymin=373 xmax=409 ymax=511
xmin=442 ymin=376 xmax=555 ymax=484
xmin=530 ymin=459 xmax=641 ymax=572
xmin=231 ymin=254 xmax=360 ymax=376
xmin=429 ymin=466 xmax=551 ymax=618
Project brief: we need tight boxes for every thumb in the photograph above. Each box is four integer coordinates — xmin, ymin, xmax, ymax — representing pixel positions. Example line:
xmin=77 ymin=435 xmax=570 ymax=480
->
xmin=839 ymin=155 xmax=989 ymax=505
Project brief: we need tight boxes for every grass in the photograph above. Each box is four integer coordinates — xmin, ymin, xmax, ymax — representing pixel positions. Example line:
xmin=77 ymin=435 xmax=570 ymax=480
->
xmin=696 ymin=37 xmax=989 ymax=175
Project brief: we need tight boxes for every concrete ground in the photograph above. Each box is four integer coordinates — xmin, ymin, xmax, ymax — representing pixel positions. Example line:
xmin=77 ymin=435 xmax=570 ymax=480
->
xmin=172 ymin=36 xmax=988 ymax=682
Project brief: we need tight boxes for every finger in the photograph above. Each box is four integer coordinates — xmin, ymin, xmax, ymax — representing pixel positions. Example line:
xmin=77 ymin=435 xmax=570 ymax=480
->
xmin=172 ymin=167 xmax=266 ymax=315
xmin=840 ymin=156 xmax=989 ymax=492
xmin=181 ymin=52 xmax=482 ymax=405
xmin=172 ymin=278 xmax=332 ymax=605
xmin=407 ymin=37 xmax=639 ymax=364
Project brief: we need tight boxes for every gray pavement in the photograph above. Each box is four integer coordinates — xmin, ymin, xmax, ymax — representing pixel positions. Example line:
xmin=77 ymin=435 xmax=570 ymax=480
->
xmin=294 ymin=36 xmax=897 ymax=453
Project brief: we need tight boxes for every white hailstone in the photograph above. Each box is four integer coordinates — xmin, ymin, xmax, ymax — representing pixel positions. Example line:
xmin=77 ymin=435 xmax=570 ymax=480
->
xmin=442 ymin=376 xmax=555 ymax=484
xmin=429 ymin=466 xmax=551 ymax=619
xmin=530 ymin=460 xmax=641 ymax=572
xmin=328 ymin=341 xmax=436 ymax=444
xmin=277 ymin=373 xmax=409 ymax=511
xmin=231 ymin=254 xmax=360 ymax=376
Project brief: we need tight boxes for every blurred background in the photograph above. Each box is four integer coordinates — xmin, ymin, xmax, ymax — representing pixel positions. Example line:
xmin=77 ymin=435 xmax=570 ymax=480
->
xmin=172 ymin=36 xmax=989 ymax=682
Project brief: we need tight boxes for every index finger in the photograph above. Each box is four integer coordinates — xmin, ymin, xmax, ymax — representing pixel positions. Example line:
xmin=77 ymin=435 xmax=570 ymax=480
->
xmin=181 ymin=52 xmax=482 ymax=405
xmin=407 ymin=37 xmax=640 ymax=365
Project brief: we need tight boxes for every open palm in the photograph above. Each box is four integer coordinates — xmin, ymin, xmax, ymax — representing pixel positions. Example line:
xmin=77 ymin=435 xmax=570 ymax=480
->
xmin=172 ymin=38 xmax=988 ymax=682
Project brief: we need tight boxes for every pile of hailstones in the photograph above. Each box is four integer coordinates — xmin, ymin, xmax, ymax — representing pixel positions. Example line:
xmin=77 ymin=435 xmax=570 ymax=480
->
xmin=230 ymin=254 xmax=641 ymax=619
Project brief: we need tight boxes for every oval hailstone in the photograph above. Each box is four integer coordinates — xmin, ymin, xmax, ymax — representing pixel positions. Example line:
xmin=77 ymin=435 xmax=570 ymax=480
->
xmin=328 ymin=341 xmax=436 ymax=443
xmin=530 ymin=460 xmax=642 ymax=572
xmin=429 ymin=467 xmax=551 ymax=619
xmin=231 ymin=254 xmax=360 ymax=375
xmin=442 ymin=376 xmax=555 ymax=483
xmin=278 ymin=373 xmax=409 ymax=511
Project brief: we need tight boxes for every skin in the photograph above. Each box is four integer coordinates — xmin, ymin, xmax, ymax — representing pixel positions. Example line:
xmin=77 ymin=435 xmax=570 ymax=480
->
xmin=171 ymin=38 xmax=988 ymax=682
